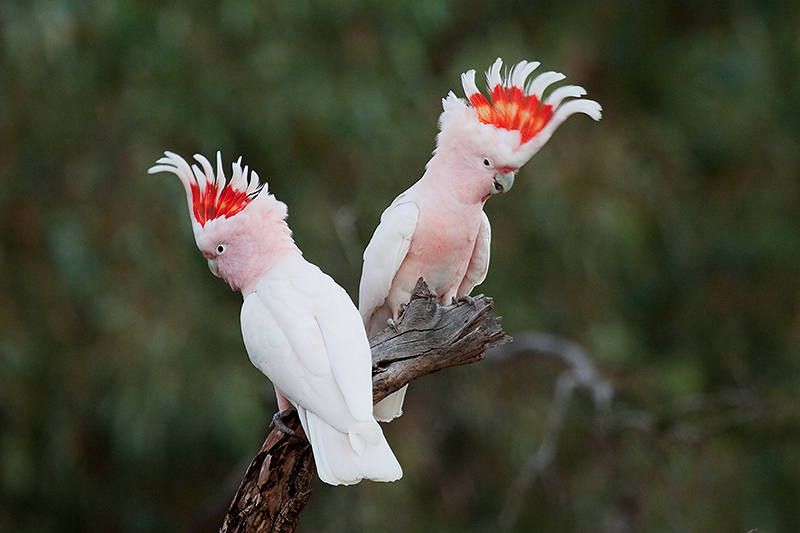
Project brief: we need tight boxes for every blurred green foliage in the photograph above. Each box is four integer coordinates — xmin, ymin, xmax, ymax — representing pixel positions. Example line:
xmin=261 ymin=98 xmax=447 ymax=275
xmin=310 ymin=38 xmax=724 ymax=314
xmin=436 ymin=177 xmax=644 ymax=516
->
xmin=2 ymin=0 xmax=800 ymax=531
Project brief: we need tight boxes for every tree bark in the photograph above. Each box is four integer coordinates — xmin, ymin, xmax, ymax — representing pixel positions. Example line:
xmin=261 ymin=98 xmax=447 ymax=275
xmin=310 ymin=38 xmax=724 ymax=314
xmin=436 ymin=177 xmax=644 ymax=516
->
xmin=219 ymin=279 xmax=511 ymax=533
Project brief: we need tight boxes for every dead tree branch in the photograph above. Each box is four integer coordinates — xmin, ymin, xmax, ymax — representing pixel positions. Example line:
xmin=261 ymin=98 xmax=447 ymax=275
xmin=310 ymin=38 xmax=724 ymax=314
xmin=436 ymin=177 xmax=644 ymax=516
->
xmin=220 ymin=279 xmax=511 ymax=533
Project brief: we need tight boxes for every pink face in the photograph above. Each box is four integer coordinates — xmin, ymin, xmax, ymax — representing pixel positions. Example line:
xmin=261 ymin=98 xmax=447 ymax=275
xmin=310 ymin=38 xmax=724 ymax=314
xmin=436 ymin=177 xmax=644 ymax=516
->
xmin=479 ymin=156 xmax=517 ymax=198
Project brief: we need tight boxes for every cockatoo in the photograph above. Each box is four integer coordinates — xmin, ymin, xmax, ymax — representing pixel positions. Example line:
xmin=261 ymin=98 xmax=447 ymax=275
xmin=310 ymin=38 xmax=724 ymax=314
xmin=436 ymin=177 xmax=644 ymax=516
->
xmin=149 ymin=151 xmax=402 ymax=486
xmin=359 ymin=58 xmax=601 ymax=421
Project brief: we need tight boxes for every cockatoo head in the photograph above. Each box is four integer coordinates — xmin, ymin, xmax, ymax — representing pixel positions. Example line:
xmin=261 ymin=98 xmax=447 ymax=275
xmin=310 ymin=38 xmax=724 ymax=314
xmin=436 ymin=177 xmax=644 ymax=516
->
xmin=436 ymin=58 xmax=602 ymax=196
xmin=149 ymin=151 xmax=295 ymax=294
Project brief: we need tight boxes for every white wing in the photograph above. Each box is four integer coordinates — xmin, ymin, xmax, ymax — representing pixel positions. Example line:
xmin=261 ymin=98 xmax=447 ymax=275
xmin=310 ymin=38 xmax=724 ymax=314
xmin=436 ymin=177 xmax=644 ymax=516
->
xmin=242 ymin=257 xmax=374 ymax=426
xmin=457 ymin=210 xmax=491 ymax=295
xmin=358 ymin=197 xmax=419 ymax=322
xmin=240 ymin=256 xmax=402 ymax=485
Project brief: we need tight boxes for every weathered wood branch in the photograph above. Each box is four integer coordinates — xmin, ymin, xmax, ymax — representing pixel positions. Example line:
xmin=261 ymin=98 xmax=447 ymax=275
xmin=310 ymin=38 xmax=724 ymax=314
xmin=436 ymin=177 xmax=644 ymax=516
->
xmin=219 ymin=279 xmax=511 ymax=533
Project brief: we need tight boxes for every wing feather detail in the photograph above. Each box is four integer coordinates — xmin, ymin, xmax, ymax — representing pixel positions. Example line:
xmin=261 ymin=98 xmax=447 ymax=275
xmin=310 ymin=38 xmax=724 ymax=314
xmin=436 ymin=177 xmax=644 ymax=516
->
xmin=458 ymin=210 xmax=491 ymax=296
xmin=358 ymin=200 xmax=419 ymax=322
xmin=241 ymin=258 xmax=374 ymax=426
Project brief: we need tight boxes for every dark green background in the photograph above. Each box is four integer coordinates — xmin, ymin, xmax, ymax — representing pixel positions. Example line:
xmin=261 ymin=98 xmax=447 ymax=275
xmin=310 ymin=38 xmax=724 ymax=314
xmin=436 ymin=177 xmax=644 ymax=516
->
xmin=2 ymin=0 xmax=799 ymax=531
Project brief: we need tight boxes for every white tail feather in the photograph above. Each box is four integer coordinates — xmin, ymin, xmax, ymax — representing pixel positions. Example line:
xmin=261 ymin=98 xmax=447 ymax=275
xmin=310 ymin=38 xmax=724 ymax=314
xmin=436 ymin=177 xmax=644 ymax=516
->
xmin=372 ymin=386 xmax=407 ymax=422
xmin=299 ymin=408 xmax=402 ymax=486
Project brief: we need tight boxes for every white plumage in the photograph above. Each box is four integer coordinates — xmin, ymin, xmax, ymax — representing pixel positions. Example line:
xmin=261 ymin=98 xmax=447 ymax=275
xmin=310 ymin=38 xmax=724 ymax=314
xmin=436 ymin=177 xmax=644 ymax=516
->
xmin=359 ymin=58 xmax=600 ymax=421
xmin=150 ymin=151 xmax=401 ymax=485
xmin=242 ymin=255 xmax=401 ymax=484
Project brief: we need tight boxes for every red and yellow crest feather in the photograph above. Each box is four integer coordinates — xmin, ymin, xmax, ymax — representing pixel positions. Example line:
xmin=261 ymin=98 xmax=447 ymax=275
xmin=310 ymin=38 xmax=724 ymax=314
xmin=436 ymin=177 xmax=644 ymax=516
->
xmin=460 ymin=58 xmax=602 ymax=149
xmin=149 ymin=151 xmax=264 ymax=227
xmin=188 ymin=173 xmax=252 ymax=226
xmin=468 ymin=86 xmax=553 ymax=145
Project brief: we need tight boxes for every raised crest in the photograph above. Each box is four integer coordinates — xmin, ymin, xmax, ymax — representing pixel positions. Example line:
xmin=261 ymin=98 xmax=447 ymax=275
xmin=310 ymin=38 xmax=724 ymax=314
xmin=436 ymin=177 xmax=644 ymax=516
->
xmin=460 ymin=58 xmax=600 ymax=145
xmin=149 ymin=152 xmax=263 ymax=227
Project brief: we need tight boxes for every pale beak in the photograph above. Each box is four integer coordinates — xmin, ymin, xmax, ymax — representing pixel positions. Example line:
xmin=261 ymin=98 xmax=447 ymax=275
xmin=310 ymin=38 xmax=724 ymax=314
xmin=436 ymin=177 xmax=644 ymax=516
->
xmin=207 ymin=258 xmax=220 ymax=277
xmin=491 ymin=171 xmax=515 ymax=194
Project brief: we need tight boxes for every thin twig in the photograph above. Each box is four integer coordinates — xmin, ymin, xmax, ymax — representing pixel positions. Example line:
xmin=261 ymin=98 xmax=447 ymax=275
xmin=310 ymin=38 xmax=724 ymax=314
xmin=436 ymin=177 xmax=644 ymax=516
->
xmin=490 ymin=331 xmax=613 ymax=531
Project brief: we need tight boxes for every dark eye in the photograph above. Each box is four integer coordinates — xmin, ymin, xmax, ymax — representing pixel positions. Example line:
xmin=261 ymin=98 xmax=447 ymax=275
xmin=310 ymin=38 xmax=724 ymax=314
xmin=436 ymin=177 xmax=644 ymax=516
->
xmin=483 ymin=158 xmax=493 ymax=168
xmin=216 ymin=244 xmax=225 ymax=254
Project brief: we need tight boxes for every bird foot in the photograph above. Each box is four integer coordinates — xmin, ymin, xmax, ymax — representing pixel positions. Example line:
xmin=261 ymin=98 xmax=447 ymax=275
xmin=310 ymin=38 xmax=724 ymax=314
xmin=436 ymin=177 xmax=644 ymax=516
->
xmin=452 ymin=294 xmax=476 ymax=307
xmin=387 ymin=317 xmax=399 ymax=333
xmin=271 ymin=409 xmax=298 ymax=437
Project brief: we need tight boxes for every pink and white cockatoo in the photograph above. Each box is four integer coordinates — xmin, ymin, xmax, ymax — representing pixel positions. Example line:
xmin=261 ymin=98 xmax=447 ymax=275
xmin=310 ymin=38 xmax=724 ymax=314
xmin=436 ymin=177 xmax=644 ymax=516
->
xmin=359 ymin=58 xmax=602 ymax=421
xmin=149 ymin=151 xmax=402 ymax=486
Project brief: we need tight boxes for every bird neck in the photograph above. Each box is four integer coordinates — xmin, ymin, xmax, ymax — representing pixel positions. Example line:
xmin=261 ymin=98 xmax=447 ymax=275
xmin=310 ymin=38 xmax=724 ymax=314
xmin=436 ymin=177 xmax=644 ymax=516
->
xmin=230 ymin=220 xmax=301 ymax=298
xmin=423 ymin=150 xmax=489 ymax=206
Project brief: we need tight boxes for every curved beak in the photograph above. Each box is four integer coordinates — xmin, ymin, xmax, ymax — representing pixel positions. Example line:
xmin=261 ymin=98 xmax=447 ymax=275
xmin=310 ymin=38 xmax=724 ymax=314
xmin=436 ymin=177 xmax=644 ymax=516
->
xmin=491 ymin=171 xmax=515 ymax=195
xmin=207 ymin=258 xmax=221 ymax=278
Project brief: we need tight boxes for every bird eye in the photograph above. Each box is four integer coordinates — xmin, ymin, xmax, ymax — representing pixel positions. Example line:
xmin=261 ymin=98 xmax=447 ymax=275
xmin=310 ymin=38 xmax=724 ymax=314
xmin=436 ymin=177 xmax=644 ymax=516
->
xmin=483 ymin=158 xmax=493 ymax=168
xmin=216 ymin=244 xmax=225 ymax=254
